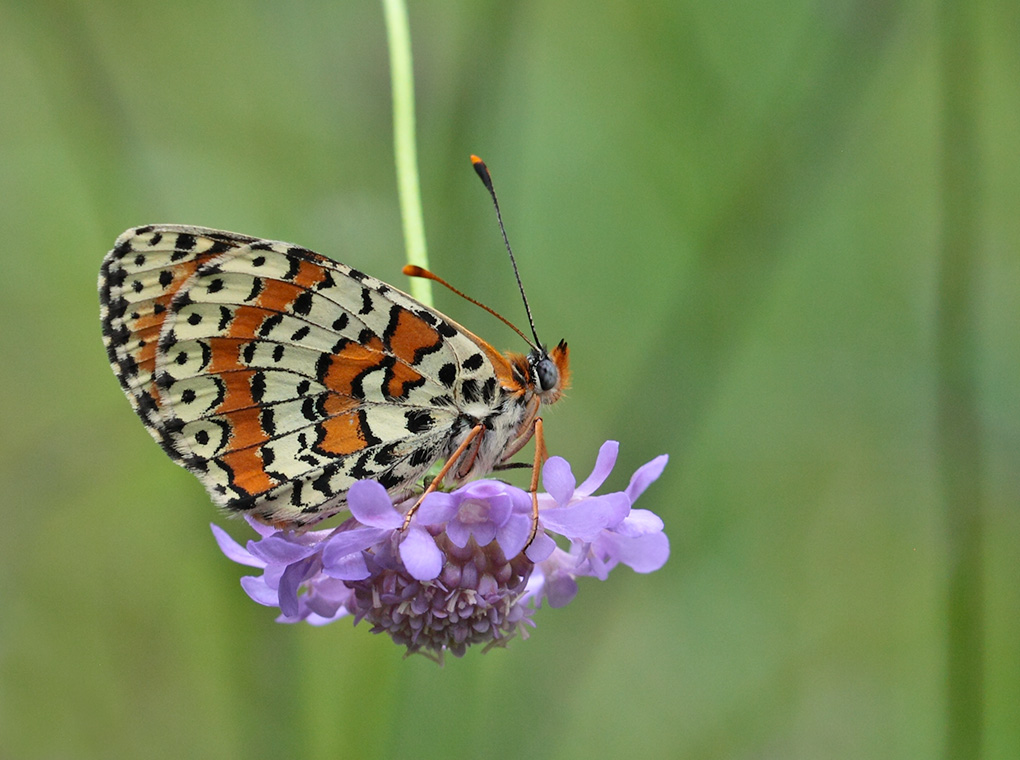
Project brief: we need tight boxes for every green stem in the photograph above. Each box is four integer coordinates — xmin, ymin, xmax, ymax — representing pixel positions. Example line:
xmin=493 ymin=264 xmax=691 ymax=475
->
xmin=382 ymin=0 xmax=432 ymax=306
xmin=937 ymin=1 xmax=984 ymax=757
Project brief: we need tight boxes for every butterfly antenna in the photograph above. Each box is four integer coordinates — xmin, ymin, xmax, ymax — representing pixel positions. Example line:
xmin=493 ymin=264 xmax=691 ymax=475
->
xmin=402 ymin=264 xmax=535 ymax=348
xmin=470 ymin=155 xmax=544 ymax=349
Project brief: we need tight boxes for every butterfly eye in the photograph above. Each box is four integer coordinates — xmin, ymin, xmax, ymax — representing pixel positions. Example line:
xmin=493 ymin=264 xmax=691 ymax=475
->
xmin=535 ymin=356 xmax=559 ymax=392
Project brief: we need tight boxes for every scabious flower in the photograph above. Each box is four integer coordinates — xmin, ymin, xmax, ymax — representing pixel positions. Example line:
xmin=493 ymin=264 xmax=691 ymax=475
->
xmin=213 ymin=441 xmax=669 ymax=659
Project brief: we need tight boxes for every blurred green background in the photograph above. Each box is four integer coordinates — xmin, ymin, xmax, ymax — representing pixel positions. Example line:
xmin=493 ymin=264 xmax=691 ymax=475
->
xmin=1 ymin=1 xmax=1017 ymax=758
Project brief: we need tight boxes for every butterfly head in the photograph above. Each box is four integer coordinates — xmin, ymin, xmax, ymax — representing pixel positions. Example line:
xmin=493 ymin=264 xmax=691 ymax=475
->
xmin=528 ymin=339 xmax=570 ymax=405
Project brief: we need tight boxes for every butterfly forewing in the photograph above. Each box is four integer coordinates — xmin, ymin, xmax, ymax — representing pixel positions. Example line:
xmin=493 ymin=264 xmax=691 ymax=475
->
xmin=100 ymin=225 xmax=533 ymax=527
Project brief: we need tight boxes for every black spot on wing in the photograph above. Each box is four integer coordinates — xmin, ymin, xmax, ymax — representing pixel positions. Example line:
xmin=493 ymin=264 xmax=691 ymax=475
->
xmin=176 ymin=233 xmax=197 ymax=251
xmin=438 ymin=363 xmax=457 ymax=388
xmin=405 ymin=409 xmax=435 ymax=434
xmin=250 ymin=371 xmax=267 ymax=402
xmin=312 ymin=467 xmax=335 ymax=497
xmin=315 ymin=353 xmax=332 ymax=383
xmin=481 ymin=376 xmax=498 ymax=404
xmin=258 ymin=313 xmax=283 ymax=337
xmin=375 ymin=468 xmax=402 ymax=490
xmin=409 ymin=443 xmax=436 ymax=468
xmin=282 ymin=254 xmax=301 ymax=281
xmin=292 ymin=290 xmax=313 ymax=316
xmin=460 ymin=378 xmax=481 ymax=403
xmin=260 ymin=407 xmax=276 ymax=436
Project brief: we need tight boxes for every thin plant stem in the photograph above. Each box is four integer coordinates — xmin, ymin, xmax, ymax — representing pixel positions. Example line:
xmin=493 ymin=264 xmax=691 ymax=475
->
xmin=937 ymin=1 xmax=984 ymax=757
xmin=382 ymin=0 xmax=432 ymax=307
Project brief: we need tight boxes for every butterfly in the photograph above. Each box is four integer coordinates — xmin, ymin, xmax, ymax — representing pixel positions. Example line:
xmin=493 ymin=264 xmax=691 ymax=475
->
xmin=98 ymin=163 xmax=569 ymax=532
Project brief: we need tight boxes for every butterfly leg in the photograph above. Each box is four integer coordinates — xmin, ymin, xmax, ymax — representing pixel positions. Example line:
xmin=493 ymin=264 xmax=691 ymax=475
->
xmin=524 ymin=417 xmax=547 ymax=550
xmin=400 ymin=422 xmax=486 ymax=531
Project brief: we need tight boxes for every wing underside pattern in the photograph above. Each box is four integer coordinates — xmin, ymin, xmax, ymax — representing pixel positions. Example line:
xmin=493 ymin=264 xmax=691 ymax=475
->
xmin=100 ymin=225 xmax=515 ymax=526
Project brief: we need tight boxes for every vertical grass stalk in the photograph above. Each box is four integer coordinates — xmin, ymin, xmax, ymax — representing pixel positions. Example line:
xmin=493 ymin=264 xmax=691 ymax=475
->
xmin=382 ymin=0 xmax=432 ymax=307
xmin=937 ymin=2 xmax=984 ymax=757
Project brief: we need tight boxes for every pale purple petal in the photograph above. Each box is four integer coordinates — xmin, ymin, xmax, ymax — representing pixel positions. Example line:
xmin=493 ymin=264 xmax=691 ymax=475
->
xmin=542 ymin=456 xmax=576 ymax=505
xmin=260 ymin=562 xmax=286 ymax=590
xmin=482 ymin=491 xmax=512 ymax=526
xmin=321 ymin=526 xmax=388 ymax=563
xmin=524 ymin=531 xmax=556 ymax=562
xmin=348 ymin=480 xmax=404 ymax=528
xmin=458 ymin=479 xmax=512 ymax=501
xmin=466 ymin=519 xmax=496 ymax=547
xmin=576 ymin=440 xmax=620 ymax=497
xmin=211 ymin=524 xmax=265 ymax=567
xmin=417 ymin=491 xmax=459 ymax=524
xmin=496 ymin=512 xmax=532 ymax=559
xmin=613 ymin=508 xmax=665 ymax=538
xmin=625 ymin=454 xmax=668 ymax=502
xmin=246 ymin=535 xmax=317 ymax=566
xmin=597 ymin=531 xmax=670 ymax=573
xmin=544 ymin=572 xmax=580 ymax=608
xmin=445 ymin=518 xmax=472 ymax=548
xmin=322 ymin=551 xmax=370 ymax=581
xmin=539 ymin=492 xmax=631 ymax=541
xmin=278 ymin=556 xmax=318 ymax=617
xmin=304 ymin=578 xmax=354 ymax=617
xmin=303 ymin=610 xmax=350 ymax=626
xmin=399 ymin=526 xmax=443 ymax=581
xmin=240 ymin=575 xmax=281 ymax=606
xmin=586 ymin=551 xmax=611 ymax=580
xmin=243 ymin=515 xmax=277 ymax=538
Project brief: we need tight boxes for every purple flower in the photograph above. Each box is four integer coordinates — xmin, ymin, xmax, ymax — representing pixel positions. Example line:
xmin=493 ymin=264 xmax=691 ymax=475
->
xmin=212 ymin=441 xmax=669 ymax=659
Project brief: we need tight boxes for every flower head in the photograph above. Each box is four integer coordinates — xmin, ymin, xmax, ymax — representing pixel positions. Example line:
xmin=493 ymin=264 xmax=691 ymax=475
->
xmin=213 ymin=441 xmax=669 ymax=659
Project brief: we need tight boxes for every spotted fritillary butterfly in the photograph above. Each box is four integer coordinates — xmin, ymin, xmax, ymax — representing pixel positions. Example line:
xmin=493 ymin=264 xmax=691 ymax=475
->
xmin=99 ymin=183 xmax=568 ymax=530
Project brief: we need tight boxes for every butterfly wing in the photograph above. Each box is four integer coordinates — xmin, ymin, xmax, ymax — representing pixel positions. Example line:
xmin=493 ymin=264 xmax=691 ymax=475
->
xmin=100 ymin=225 xmax=503 ymax=527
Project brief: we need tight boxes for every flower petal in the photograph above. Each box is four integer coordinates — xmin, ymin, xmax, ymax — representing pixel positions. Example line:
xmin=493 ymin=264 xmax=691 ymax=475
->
xmin=303 ymin=610 xmax=350 ymax=626
xmin=576 ymin=440 xmax=620 ymax=496
xmin=542 ymin=456 xmax=576 ymax=505
xmin=614 ymin=508 xmax=665 ymax=538
xmin=277 ymin=556 xmax=318 ymax=618
xmin=305 ymin=578 xmax=355 ymax=617
xmin=243 ymin=515 xmax=278 ymax=538
xmin=598 ymin=531 xmax=670 ymax=573
xmin=625 ymin=454 xmax=668 ymax=502
xmin=524 ymin=531 xmax=556 ymax=562
xmin=483 ymin=492 xmax=512 ymax=527
xmin=348 ymin=480 xmax=403 ymax=528
xmin=469 ymin=520 xmax=497 ymax=547
xmin=544 ymin=571 xmax=580 ymax=608
xmin=417 ymin=491 xmax=459 ymax=524
xmin=321 ymin=526 xmax=388 ymax=564
xmin=445 ymin=517 xmax=471 ymax=548
xmin=496 ymin=512 xmax=532 ymax=559
xmin=211 ymin=524 xmax=265 ymax=567
xmin=240 ymin=575 xmax=281 ymax=606
xmin=247 ymin=535 xmax=318 ymax=566
xmin=322 ymin=551 xmax=370 ymax=581
xmin=399 ymin=526 xmax=443 ymax=581
xmin=539 ymin=492 xmax=631 ymax=541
